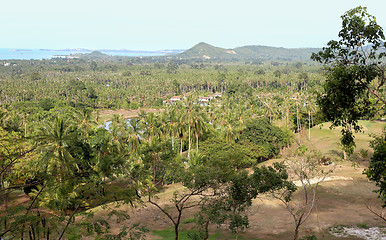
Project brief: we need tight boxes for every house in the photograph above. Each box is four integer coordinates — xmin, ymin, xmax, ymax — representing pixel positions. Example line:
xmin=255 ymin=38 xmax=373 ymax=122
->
xmin=170 ymin=96 xmax=181 ymax=102
xmin=213 ymin=92 xmax=222 ymax=98
xmin=199 ymin=97 xmax=210 ymax=102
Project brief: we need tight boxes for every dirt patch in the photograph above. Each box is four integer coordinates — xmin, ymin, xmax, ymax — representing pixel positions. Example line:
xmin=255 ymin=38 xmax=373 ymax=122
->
xmin=293 ymin=175 xmax=354 ymax=187
xmin=98 ymin=108 xmax=163 ymax=122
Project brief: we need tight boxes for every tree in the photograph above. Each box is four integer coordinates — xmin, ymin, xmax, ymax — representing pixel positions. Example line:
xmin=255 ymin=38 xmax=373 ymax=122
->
xmin=0 ymin=127 xmax=37 ymax=238
xmin=238 ymin=118 xmax=293 ymax=159
xmin=146 ymin=158 xmax=215 ymax=240
xmin=364 ymin=130 xmax=386 ymax=209
xmin=311 ymin=6 xmax=386 ymax=153
xmin=192 ymin=106 xmax=208 ymax=153
xmin=272 ymin=147 xmax=334 ymax=240
xmin=193 ymin=161 xmax=295 ymax=240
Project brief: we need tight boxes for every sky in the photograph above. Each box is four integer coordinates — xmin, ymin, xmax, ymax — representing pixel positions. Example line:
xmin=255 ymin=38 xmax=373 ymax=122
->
xmin=1 ymin=0 xmax=386 ymax=50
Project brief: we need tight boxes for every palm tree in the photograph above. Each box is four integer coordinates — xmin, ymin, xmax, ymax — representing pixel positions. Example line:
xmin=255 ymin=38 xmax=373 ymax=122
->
xmin=127 ymin=118 xmax=142 ymax=153
xmin=192 ymin=106 xmax=208 ymax=152
xmin=37 ymin=117 xmax=77 ymax=178
xmin=167 ymin=107 xmax=178 ymax=151
xmin=304 ymin=95 xmax=317 ymax=140
xmin=176 ymin=114 xmax=186 ymax=155
xmin=142 ymin=112 xmax=161 ymax=145
xmin=74 ymin=108 xmax=96 ymax=140
xmin=159 ymin=111 xmax=169 ymax=144
xmin=263 ymin=97 xmax=277 ymax=123
xmin=181 ymin=97 xmax=194 ymax=159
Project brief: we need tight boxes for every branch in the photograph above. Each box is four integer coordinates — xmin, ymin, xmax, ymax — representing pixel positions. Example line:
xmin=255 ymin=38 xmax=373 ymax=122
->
xmin=356 ymin=78 xmax=386 ymax=105
xmin=58 ymin=203 xmax=81 ymax=240
xmin=26 ymin=184 xmax=46 ymax=213
xmin=366 ymin=204 xmax=386 ymax=222
xmin=0 ymin=147 xmax=36 ymax=176
xmin=148 ymin=194 xmax=177 ymax=225
xmin=366 ymin=86 xmax=386 ymax=105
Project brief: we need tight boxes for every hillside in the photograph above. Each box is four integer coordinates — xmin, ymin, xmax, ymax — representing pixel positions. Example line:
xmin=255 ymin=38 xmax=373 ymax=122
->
xmin=78 ymin=50 xmax=110 ymax=60
xmin=178 ymin=42 xmax=321 ymax=61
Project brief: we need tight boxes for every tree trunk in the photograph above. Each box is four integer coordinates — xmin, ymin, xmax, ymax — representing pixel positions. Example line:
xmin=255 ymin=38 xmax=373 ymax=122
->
xmin=180 ymin=138 xmax=183 ymax=155
xmin=203 ymin=220 xmax=210 ymax=240
xmin=174 ymin=224 xmax=179 ymax=240
xmin=294 ymin=226 xmax=299 ymax=240
xmin=196 ymin=134 xmax=199 ymax=153
xmin=308 ymin=110 xmax=311 ymax=140
xmin=286 ymin=107 xmax=289 ymax=128
xmin=296 ymin=104 xmax=300 ymax=143
xmin=188 ymin=123 xmax=191 ymax=159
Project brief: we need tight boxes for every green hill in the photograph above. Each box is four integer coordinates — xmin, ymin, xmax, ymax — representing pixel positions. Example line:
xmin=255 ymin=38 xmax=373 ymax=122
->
xmin=178 ymin=42 xmax=321 ymax=61
xmin=177 ymin=42 xmax=234 ymax=59
xmin=76 ymin=50 xmax=111 ymax=60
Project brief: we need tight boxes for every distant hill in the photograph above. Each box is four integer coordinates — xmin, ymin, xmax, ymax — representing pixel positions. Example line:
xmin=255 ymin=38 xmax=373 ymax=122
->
xmin=177 ymin=42 xmax=235 ymax=59
xmin=78 ymin=50 xmax=110 ymax=60
xmin=178 ymin=42 xmax=321 ymax=61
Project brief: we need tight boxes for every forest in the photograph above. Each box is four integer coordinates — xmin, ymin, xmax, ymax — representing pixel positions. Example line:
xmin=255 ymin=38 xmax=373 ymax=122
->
xmin=1 ymin=6 xmax=386 ymax=240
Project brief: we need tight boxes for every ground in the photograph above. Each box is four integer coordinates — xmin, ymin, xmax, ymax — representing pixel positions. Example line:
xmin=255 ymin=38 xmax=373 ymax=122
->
xmin=97 ymin=108 xmax=164 ymax=123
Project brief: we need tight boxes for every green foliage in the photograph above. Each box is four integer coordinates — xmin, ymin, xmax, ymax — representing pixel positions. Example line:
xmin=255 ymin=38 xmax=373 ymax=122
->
xmin=140 ymin=141 xmax=181 ymax=184
xmin=192 ymin=161 xmax=295 ymax=239
xmin=29 ymin=71 xmax=41 ymax=81
xmin=39 ymin=97 xmax=56 ymax=111
xmin=199 ymin=138 xmax=261 ymax=168
xmin=364 ymin=130 xmax=386 ymax=206
xmin=311 ymin=6 xmax=386 ymax=150
xmin=238 ymin=118 xmax=293 ymax=159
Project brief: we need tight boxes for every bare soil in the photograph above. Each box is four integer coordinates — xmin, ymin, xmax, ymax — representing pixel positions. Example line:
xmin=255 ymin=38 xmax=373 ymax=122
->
xmin=98 ymin=108 xmax=163 ymax=122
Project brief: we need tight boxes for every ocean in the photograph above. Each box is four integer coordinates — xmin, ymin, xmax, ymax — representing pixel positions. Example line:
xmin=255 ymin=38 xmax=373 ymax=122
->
xmin=0 ymin=48 xmax=167 ymax=60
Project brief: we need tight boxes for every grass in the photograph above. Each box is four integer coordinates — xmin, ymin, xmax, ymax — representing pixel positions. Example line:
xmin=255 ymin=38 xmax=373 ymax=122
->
xmin=151 ymin=229 xmax=262 ymax=240
xmin=357 ymin=223 xmax=370 ymax=229
xmin=183 ymin=217 xmax=196 ymax=224
xmin=151 ymin=229 xmax=196 ymax=240
xmin=299 ymin=120 xmax=386 ymax=160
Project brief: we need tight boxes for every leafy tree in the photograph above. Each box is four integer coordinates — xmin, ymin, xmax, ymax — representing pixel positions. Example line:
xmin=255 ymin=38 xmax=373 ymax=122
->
xmin=193 ymin=161 xmax=295 ymax=240
xmin=274 ymin=70 xmax=282 ymax=78
xmin=30 ymin=71 xmax=41 ymax=81
xmin=39 ymin=98 xmax=56 ymax=111
xmin=200 ymin=138 xmax=262 ymax=168
xmin=311 ymin=6 xmax=386 ymax=153
xmin=146 ymin=157 xmax=217 ymax=240
xmin=364 ymin=130 xmax=386 ymax=208
xmin=238 ymin=118 xmax=293 ymax=159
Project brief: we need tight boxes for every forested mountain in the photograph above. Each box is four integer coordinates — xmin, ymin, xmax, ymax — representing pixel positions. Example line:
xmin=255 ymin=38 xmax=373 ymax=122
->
xmin=178 ymin=42 xmax=321 ymax=61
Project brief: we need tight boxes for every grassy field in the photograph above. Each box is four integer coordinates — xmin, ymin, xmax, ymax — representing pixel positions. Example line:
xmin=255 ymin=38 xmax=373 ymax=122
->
xmin=88 ymin=120 xmax=386 ymax=240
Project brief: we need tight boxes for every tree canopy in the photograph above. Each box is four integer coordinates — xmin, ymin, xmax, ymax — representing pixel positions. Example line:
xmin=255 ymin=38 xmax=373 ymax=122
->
xmin=311 ymin=6 xmax=386 ymax=153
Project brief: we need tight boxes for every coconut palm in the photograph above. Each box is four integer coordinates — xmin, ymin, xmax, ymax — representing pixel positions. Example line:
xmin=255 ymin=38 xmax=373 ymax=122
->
xmin=142 ymin=112 xmax=161 ymax=145
xmin=166 ymin=106 xmax=179 ymax=151
xmin=74 ymin=108 xmax=96 ymax=140
xmin=263 ymin=97 xmax=277 ymax=123
xmin=37 ymin=117 xmax=78 ymax=178
xmin=192 ymin=106 xmax=208 ymax=152
xmin=127 ymin=118 xmax=142 ymax=153
xmin=181 ymin=97 xmax=194 ymax=159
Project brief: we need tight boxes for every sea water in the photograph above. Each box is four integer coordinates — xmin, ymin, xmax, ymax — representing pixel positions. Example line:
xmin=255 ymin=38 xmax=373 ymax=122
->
xmin=0 ymin=48 xmax=166 ymax=60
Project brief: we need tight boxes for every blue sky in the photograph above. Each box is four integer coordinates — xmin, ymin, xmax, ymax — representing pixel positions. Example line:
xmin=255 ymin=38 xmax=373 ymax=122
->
xmin=1 ymin=0 xmax=385 ymax=50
